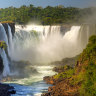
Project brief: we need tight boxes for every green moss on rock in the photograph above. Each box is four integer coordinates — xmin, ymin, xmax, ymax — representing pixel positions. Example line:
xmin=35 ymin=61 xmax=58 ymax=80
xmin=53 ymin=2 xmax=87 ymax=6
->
xmin=0 ymin=41 xmax=7 ymax=50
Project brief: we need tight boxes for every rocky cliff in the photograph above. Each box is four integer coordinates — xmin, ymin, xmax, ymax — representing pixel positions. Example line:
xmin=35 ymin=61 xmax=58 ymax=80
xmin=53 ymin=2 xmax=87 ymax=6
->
xmin=43 ymin=35 xmax=96 ymax=96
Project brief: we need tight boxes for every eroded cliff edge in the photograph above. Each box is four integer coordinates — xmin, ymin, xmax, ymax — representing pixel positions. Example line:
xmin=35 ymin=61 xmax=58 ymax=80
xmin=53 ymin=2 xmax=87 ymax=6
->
xmin=42 ymin=35 xmax=96 ymax=96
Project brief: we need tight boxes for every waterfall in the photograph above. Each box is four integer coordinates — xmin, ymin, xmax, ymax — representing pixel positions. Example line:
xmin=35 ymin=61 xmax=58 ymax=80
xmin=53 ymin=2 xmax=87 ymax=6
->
xmin=11 ymin=25 xmax=82 ymax=63
xmin=7 ymin=24 xmax=13 ymax=57
xmin=1 ymin=23 xmax=96 ymax=77
xmin=1 ymin=49 xmax=10 ymax=77
xmin=63 ymin=26 xmax=81 ymax=43
xmin=0 ymin=24 xmax=12 ymax=77
xmin=78 ymin=24 xmax=96 ymax=48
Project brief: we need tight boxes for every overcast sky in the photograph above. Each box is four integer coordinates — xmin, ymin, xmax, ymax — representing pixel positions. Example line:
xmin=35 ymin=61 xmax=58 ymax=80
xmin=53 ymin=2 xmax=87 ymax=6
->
xmin=0 ymin=0 xmax=96 ymax=8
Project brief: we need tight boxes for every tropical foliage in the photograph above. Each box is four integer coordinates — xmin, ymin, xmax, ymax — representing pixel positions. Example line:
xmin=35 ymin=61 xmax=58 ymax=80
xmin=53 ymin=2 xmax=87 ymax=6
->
xmin=0 ymin=41 xmax=7 ymax=50
xmin=53 ymin=35 xmax=96 ymax=96
xmin=71 ymin=35 xmax=96 ymax=96
xmin=0 ymin=5 xmax=94 ymax=25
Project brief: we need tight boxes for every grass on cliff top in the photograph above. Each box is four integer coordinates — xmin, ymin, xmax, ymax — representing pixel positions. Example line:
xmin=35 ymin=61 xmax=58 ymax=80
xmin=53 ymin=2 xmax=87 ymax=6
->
xmin=0 ymin=21 xmax=14 ymax=23
xmin=59 ymin=65 xmax=73 ymax=70
xmin=53 ymin=66 xmax=74 ymax=79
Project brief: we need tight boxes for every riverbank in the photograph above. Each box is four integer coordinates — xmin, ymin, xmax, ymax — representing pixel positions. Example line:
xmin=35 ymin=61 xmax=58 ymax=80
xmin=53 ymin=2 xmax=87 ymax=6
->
xmin=42 ymin=65 xmax=77 ymax=96
xmin=42 ymin=57 xmax=78 ymax=96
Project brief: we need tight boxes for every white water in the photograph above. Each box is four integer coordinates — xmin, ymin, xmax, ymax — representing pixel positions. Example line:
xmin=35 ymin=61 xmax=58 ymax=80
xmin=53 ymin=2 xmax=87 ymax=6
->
xmin=0 ymin=24 xmax=10 ymax=77
xmin=0 ymin=24 xmax=93 ymax=78
xmin=5 ymin=65 xmax=55 ymax=85
xmin=0 ymin=24 xmax=93 ymax=80
xmin=3 ymin=25 xmax=82 ymax=84
xmin=11 ymin=25 xmax=82 ymax=64
xmin=1 ymin=49 xmax=10 ymax=77
xmin=8 ymin=24 xmax=13 ymax=57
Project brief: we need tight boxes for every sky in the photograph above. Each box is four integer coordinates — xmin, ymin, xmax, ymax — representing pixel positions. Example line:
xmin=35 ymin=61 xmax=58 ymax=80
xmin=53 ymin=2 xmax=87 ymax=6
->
xmin=0 ymin=0 xmax=96 ymax=8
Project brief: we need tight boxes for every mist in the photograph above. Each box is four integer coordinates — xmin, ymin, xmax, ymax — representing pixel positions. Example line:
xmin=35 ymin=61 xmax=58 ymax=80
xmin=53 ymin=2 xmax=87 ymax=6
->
xmin=10 ymin=25 xmax=82 ymax=64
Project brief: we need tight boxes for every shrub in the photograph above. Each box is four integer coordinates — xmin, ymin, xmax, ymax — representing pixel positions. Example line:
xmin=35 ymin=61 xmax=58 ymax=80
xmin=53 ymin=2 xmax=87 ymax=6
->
xmin=89 ymin=35 xmax=96 ymax=44
xmin=54 ymin=68 xmax=74 ymax=79
xmin=79 ymin=61 xmax=96 ymax=96
xmin=0 ymin=41 xmax=7 ymax=50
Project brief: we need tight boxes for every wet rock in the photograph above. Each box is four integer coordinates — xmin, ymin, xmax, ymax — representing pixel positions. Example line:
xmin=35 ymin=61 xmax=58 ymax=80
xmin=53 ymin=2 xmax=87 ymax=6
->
xmin=0 ymin=83 xmax=16 ymax=96
xmin=43 ymin=61 xmax=79 ymax=96
xmin=51 ymin=55 xmax=79 ymax=67
xmin=2 ymin=22 xmax=15 ymax=37
xmin=10 ymin=60 xmax=38 ymax=78
xmin=53 ymin=65 xmax=73 ymax=73
xmin=8 ymin=89 xmax=16 ymax=94
xmin=43 ymin=76 xmax=55 ymax=85
xmin=0 ymin=55 xmax=3 ymax=75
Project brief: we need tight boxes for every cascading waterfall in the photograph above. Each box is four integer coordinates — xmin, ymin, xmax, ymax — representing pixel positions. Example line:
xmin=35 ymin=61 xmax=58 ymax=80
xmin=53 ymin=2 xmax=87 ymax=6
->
xmin=0 ymin=24 xmax=12 ymax=77
xmin=7 ymin=24 xmax=13 ymax=57
xmin=1 ymin=23 xmax=96 ymax=78
xmin=78 ymin=24 xmax=96 ymax=49
xmin=11 ymin=25 xmax=82 ymax=64
xmin=1 ymin=24 xmax=96 ymax=96
xmin=1 ymin=49 xmax=10 ymax=77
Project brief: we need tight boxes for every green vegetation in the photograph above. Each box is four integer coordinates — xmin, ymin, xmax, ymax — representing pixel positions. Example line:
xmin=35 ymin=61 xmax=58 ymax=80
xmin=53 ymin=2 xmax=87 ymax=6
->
xmin=0 ymin=41 xmax=7 ymax=50
xmin=78 ymin=35 xmax=96 ymax=96
xmin=80 ymin=61 xmax=96 ymax=96
xmin=0 ymin=5 xmax=94 ymax=25
xmin=79 ymin=35 xmax=96 ymax=62
xmin=52 ymin=35 xmax=96 ymax=96
xmin=30 ymin=30 xmax=39 ymax=41
xmin=59 ymin=65 xmax=73 ymax=70
xmin=70 ymin=72 xmax=84 ymax=86
xmin=69 ymin=35 xmax=96 ymax=96
xmin=54 ymin=66 xmax=74 ymax=79
xmin=0 ymin=21 xmax=14 ymax=23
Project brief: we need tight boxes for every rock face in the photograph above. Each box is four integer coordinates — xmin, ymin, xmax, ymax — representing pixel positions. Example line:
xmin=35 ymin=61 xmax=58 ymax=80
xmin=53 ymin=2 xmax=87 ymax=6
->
xmin=42 ymin=80 xmax=79 ymax=96
xmin=51 ymin=55 xmax=78 ymax=67
xmin=0 ymin=56 xmax=3 ymax=75
xmin=2 ymin=23 xmax=15 ymax=36
xmin=43 ymin=66 xmax=79 ymax=96
xmin=60 ymin=24 xmax=71 ymax=35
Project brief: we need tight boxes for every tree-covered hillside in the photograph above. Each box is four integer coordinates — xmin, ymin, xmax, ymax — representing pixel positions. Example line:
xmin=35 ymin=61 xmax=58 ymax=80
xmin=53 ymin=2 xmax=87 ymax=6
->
xmin=0 ymin=5 xmax=94 ymax=25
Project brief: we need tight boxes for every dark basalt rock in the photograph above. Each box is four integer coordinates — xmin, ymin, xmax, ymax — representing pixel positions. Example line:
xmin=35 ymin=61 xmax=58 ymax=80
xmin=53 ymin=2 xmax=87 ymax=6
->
xmin=8 ymin=23 xmax=15 ymax=36
xmin=51 ymin=55 xmax=79 ymax=67
xmin=8 ymin=89 xmax=16 ymax=94
xmin=2 ymin=23 xmax=15 ymax=37
xmin=60 ymin=24 xmax=71 ymax=35
xmin=0 ymin=55 xmax=3 ymax=75
xmin=2 ymin=23 xmax=8 ymax=38
xmin=0 ymin=83 xmax=16 ymax=96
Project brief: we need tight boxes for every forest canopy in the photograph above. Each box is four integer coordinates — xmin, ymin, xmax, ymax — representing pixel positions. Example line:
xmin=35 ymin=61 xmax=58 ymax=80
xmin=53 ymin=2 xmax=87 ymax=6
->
xmin=0 ymin=5 xmax=95 ymax=25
